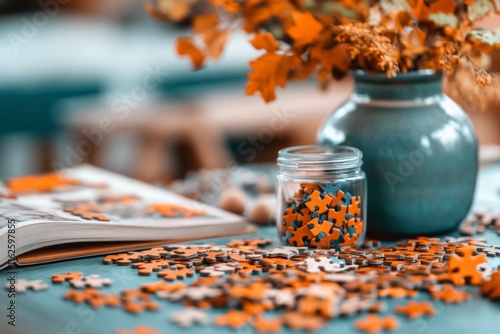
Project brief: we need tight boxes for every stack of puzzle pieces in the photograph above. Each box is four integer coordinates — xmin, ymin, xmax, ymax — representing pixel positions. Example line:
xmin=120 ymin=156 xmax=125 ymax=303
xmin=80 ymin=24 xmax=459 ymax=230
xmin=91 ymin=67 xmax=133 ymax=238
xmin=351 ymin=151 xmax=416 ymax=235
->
xmin=8 ymin=235 xmax=500 ymax=334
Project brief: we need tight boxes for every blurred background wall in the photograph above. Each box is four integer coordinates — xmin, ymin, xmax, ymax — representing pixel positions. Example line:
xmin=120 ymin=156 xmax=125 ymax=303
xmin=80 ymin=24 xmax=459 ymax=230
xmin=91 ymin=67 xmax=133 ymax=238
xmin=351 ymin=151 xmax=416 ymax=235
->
xmin=1 ymin=0 xmax=499 ymax=182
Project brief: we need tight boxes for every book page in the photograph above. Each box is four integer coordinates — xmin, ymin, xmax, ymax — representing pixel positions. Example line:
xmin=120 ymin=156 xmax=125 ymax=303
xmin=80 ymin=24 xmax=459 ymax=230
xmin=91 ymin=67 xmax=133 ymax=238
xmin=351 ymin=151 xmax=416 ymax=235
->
xmin=0 ymin=165 xmax=244 ymax=229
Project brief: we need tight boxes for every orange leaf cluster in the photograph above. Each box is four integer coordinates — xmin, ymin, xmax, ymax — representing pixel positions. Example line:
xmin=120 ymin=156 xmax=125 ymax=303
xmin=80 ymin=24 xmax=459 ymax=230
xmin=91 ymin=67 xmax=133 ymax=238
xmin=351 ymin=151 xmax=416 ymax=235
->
xmin=176 ymin=13 xmax=229 ymax=69
xmin=149 ymin=0 xmax=500 ymax=102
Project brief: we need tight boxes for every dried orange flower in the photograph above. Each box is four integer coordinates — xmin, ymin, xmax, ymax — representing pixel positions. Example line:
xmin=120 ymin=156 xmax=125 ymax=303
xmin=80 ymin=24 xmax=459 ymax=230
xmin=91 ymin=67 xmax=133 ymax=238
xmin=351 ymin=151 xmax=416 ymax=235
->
xmin=149 ymin=0 xmax=500 ymax=103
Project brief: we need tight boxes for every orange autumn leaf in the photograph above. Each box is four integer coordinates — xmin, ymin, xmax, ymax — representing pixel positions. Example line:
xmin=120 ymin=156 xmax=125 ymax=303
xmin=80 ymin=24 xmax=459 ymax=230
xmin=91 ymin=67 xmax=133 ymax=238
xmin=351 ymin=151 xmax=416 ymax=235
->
xmin=401 ymin=27 xmax=428 ymax=56
xmin=154 ymin=0 xmax=500 ymax=103
xmin=310 ymin=45 xmax=350 ymax=82
xmin=286 ymin=11 xmax=324 ymax=48
xmin=428 ymin=0 xmax=457 ymax=15
xmin=210 ymin=0 xmax=241 ymax=13
xmin=408 ymin=0 xmax=456 ymax=20
xmin=204 ymin=29 xmax=229 ymax=59
xmin=176 ymin=37 xmax=206 ymax=69
xmin=246 ymin=53 xmax=300 ymax=102
xmin=193 ymin=14 xmax=219 ymax=35
xmin=150 ymin=0 xmax=197 ymax=22
xmin=250 ymin=32 xmax=279 ymax=52
xmin=144 ymin=2 xmax=168 ymax=20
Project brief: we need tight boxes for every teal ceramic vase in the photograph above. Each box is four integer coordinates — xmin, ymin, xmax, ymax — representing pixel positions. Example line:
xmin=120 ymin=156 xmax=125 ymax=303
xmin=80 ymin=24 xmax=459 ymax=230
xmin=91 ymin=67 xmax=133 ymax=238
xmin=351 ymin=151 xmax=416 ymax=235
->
xmin=317 ymin=70 xmax=478 ymax=237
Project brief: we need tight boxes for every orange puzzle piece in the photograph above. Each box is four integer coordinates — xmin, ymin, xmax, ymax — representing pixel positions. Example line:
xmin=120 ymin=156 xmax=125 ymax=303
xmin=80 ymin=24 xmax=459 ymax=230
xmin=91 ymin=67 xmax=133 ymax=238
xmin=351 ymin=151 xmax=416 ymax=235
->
xmin=64 ymin=288 xmax=120 ymax=308
xmin=288 ymin=225 xmax=314 ymax=247
xmin=115 ymin=326 xmax=160 ymax=334
xmin=254 ymin=317 xmax=282 ymax=333
xmin=481 ymin=271 xmax=500 ymax=300
xmin=355 ymin=314 xmax=398 ymax=333
xmin=305 ymin=190 xmax=332 ymax=214
xmin=348 ymin=196 xmax=361 ymax=216
xmin=103 ymin=252 xmax=141 ymax=265
xmin=430 ymin=285 xmax=470 ymax=303
xmin=328 ymin=206 xmax=348 ymax=228
xmin=308 ymin=218 xmax=334 ymax=237
xmin=395 ymin=301 xmax=435 ymax=319
xmin=214 ymin=310 xmax=250 ymax=329
xmin=6 ymin=173 xmax=80 ymax=194
xmin=447 ymin=245 xmax=487 ymax=285
xmin=157 ymin=266 xmax=195 ymax=281
xmin=52 ymin=272 xmax=83 ymax=283
xmin=121 ymin=289 xmax=159 ymax=314
xmin=282 ymin=311 xmax=325 ymax=331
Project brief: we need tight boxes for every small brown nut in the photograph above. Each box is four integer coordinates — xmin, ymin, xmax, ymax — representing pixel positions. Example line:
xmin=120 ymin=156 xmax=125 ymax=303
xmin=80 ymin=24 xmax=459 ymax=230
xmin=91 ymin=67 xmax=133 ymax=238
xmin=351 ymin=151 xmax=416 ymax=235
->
xmin=250 ymin=198 xmax=274 ymax=225
xmin=219 ymin=188 xmax=247 ymax=215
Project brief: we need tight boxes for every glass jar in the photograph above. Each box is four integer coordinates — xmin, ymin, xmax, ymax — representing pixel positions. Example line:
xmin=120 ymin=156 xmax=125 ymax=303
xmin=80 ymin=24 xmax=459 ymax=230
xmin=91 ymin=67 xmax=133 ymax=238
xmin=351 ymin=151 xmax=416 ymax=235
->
xmin=276 ymin=145 xmax=367 ymax=250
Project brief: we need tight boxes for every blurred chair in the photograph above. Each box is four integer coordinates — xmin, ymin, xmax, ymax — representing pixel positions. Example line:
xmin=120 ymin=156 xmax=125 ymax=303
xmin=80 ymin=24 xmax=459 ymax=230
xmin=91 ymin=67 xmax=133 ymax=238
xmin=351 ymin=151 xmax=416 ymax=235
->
xmin=0 ymin=82 xmax=102 ymax=176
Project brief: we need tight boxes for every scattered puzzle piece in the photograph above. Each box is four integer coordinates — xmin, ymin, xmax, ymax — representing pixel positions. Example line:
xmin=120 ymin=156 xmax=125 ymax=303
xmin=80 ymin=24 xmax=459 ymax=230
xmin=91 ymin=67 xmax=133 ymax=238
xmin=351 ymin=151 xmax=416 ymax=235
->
xmin=115 ymin=326 xmax=160 ymax=334
xmin=253 ymin=317 xmax=282 ymax=333
xmin=69 ymin=275 xmax=112 ymax=289
xmin=395 ymin=301 xmax=435 ymax=319
xmin=214 ymin=310 xmax=250 ymax=329
xmin=52 ymin=272 xmax=83 ymax=283
xmin=169 ymin=307 xmax=209 ymax=327
xmin=6 ymin=173 xmax=81 ymax=194
xmin=141 ymin=281 xmax=185 ymax=294
xmin=158 ymin=267 xmax=195 ymax=281
xmin=282 ymin=311 xmax=325 ymax=331
xmin=481 ymin=270 xmax=500 ymax=300
xmin=5 ymin=279 xmax=48 ymax=293
xmin=355 ymin=314 xmax=398 ymax=333
xmin=448 ymin=245 xmax=487 ymax=285
xmin=132 ymin=260 xmax=171 ymax=276
xmin=146 ymin=203 xmax=206 ymax=218
xmin=121 ymin=289 xmax=159 ymax=313
xmin=378 ymin=287 xmax=418 ymax=299
xmin=430 ymin=285 xmax=470 ymax=303
xmin=103 ymin=252 xmax=141 ymax=265
xmin=96 ymin=233 xmax=500 ymax=334
xmin=65 ymin=288 xmax=120 ymax=308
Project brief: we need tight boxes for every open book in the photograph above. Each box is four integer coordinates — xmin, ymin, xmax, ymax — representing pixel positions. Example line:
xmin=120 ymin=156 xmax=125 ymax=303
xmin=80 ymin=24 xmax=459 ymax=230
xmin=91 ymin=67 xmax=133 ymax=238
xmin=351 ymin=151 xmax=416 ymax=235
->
xmin=0 ymin=165 xmax=253 ymax=270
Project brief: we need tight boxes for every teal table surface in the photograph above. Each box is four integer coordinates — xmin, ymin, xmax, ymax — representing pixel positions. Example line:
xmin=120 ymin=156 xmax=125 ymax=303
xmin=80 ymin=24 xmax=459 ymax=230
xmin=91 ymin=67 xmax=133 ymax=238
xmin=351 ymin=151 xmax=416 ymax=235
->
xmin=2 ymin=166 xmax=500 ymax=334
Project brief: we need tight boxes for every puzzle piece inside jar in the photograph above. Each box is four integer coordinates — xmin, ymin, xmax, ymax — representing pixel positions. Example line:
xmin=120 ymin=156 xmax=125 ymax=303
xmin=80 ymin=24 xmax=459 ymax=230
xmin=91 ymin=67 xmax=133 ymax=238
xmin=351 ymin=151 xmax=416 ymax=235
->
xmin=282 ymin=182 xmax=363 ymax=249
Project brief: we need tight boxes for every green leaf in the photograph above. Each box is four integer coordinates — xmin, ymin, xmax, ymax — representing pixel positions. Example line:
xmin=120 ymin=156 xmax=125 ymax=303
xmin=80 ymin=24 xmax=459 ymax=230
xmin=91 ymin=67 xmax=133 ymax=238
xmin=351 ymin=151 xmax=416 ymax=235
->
xmin=428 ymin=13 xmax=458 ymax=27
xmin=379 ymin=0 xmax=409 ymax=13
xmin=321 ymin=2 xmax=357 ymax=18
xmin=468 ymin=0 xmax=495 ymax=21
xmin=468 ymin=28 xmax=500 ymax=47
xmin=368 ymin=5 xmax=383 ymax=26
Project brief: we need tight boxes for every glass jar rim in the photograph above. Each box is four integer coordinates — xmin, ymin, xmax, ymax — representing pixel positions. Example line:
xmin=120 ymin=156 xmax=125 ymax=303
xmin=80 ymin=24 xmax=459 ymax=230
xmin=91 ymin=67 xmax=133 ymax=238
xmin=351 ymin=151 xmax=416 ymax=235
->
xmin=277 ymin=145 xmax=363 ymax=171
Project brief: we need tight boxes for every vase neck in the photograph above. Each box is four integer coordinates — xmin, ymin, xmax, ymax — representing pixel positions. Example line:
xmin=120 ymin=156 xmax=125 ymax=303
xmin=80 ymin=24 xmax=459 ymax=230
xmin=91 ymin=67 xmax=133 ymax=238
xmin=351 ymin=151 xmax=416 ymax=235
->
xmin=352 ymin=71 xmax=443 ymax=101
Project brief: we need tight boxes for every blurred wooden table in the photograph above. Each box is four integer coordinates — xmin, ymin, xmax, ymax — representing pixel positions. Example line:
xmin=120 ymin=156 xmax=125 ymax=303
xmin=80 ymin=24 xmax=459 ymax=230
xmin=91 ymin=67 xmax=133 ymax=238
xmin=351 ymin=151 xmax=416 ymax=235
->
xmin=64 ymin=81 xmax=353 ymax=182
